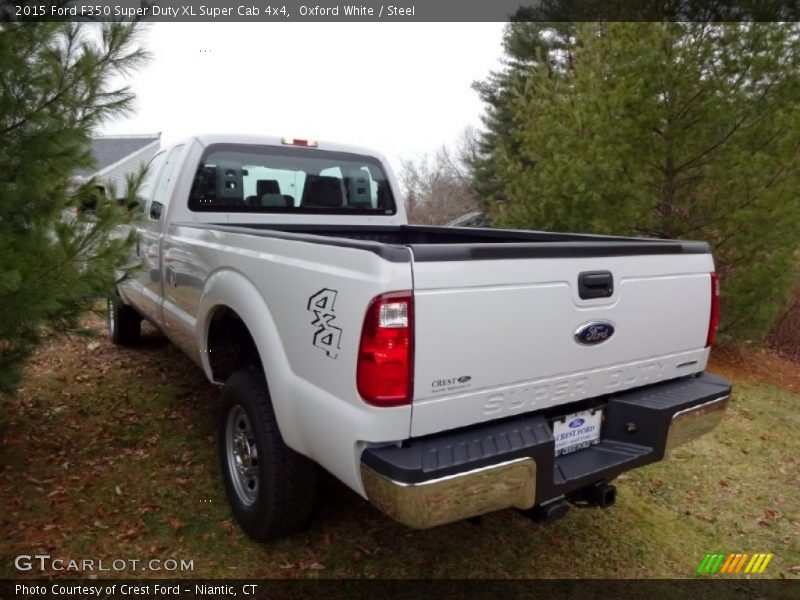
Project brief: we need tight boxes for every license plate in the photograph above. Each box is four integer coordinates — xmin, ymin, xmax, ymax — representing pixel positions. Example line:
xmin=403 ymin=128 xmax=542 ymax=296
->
xmin=552 ymin=408 xmax=603 ymax=456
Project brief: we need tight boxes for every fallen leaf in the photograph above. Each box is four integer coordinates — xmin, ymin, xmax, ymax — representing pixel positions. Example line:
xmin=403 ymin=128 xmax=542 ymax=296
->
xmin=356 ymin=545 xmax=380 ymax=557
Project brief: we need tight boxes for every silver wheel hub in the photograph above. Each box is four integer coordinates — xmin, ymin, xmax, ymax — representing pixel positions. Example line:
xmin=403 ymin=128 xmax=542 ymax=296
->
xmin=233 ymin=431 xmax=255 ymax=473
xmin=225 ymin=405 xmax=259 ymax=506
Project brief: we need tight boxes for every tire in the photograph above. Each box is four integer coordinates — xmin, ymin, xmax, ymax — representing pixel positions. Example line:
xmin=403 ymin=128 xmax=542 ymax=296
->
xmin=219 ymin=369 xmax=317 ymax=540
xmin=107 ymin=293 xmax=141 ymax=346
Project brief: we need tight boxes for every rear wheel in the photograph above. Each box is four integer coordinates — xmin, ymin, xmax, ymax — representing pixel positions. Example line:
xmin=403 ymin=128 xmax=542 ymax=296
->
xmin=219 ymin=369 xmax=317 ymax=540
xmin=107 ymin=293 xmax=141 ymax=346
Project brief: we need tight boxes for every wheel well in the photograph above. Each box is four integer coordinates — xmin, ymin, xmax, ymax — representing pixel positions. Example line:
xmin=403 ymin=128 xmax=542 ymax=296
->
xmin=206 ymin=307 xmax=261 ymax=382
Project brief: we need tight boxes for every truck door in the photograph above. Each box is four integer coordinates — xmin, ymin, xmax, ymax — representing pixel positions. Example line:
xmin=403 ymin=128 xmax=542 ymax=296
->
xmin=137 ymin=144 xmax=184 ymax=325
xmin=118 ymin=150 xmax=165 ymax=310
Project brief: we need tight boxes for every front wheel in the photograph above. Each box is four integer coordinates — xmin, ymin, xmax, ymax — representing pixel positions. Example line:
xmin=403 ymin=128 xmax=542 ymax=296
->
xmin=107 ymin=293 xmax=141 ymax=346
xmin=219 ymin=369 xmax=317 ymax=540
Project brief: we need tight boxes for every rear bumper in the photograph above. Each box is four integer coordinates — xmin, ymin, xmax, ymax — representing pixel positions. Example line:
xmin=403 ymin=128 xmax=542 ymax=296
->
xmin=360 ymin=372 xmax=731 ymax=528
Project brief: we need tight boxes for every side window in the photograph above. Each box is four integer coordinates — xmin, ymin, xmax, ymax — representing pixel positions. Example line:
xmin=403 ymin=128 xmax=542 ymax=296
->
xmin=149 ymin=145 xmax=184 ymax=220
xmin=136 ymin=151 xmax=166 ymax=205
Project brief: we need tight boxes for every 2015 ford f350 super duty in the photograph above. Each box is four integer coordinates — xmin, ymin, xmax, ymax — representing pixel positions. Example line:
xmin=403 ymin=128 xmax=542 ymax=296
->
xmin=110 ymin=134 xmax=732 ymax=540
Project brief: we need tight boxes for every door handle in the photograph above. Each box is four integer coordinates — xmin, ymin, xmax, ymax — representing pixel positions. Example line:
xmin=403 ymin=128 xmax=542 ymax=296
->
xmin=578 ymin=271 xmax=613 ymax=299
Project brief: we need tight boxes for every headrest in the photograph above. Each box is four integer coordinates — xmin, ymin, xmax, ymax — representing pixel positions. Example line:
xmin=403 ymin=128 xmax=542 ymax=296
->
xmin=256 ymin=179 xmax=280 ymax=196
xmin=301 ymin=175 xmax=344 ymax=207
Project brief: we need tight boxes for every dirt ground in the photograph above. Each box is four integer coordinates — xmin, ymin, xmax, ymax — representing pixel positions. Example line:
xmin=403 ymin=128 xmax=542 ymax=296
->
xmin=710 ymin=344 xmax=800 ymax=393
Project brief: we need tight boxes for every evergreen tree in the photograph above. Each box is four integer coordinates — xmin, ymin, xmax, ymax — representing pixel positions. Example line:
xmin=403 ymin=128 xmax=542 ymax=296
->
xmin=481 ymin=22 xmax=800 ymax=341
xmin=470 ymin=20 xmax=578 ymax=204
xmin=0 ymin=22 xmax=148 ymax=391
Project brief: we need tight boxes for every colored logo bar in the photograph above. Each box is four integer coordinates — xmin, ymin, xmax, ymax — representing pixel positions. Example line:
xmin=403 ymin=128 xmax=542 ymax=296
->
xmin=696 ymin=553 xmax=773 ymax=574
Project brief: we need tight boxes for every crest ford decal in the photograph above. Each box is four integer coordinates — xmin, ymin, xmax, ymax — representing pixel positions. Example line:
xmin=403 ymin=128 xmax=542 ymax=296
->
xmin=574 ymin=321 xmax=615 ymax=346
xmin=307 ymin=289 xmax=342 ymax=359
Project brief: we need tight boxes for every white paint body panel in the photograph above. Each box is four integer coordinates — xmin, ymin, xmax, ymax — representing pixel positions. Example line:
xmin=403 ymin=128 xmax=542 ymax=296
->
xmin=409 ymin=254 xmax=714 ymax=436
xmin=116 ymin=134 xmax=715 ymax=498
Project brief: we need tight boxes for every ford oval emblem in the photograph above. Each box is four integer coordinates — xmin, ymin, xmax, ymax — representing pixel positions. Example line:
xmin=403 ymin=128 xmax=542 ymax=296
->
xmin=569 ymin=418 xmax=585 ymax=428
xmin=575 ymin=321 xmax=615 ymax=345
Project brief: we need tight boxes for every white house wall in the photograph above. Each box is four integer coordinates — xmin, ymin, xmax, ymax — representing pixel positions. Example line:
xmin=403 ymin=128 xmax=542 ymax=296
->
xmin=101 ymin=144 xmax=160 ymax=197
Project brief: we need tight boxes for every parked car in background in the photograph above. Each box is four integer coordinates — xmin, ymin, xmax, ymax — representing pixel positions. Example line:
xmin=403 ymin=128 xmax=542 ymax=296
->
xmin=446 ymin=210 xmax=492 ymax=228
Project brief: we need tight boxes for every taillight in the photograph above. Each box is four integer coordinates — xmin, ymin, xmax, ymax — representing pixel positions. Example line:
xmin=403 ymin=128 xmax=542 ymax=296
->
xmin=706 ymin=272 xmax=720 ymax=347
xmin=357 ymin=292 xmax=414 ymax=407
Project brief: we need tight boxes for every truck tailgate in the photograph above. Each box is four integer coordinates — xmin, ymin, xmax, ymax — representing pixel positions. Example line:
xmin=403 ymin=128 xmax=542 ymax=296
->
xmin=410 ymin=251 xmax=715 ymax=437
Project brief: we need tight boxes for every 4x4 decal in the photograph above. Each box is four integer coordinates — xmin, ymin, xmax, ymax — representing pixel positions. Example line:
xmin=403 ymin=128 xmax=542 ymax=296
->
xmin=307 ymin=289 xmax=342 ymax=359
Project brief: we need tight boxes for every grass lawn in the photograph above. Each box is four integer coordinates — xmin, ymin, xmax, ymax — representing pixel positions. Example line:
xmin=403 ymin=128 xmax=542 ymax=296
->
xmin=1 ymin=315 xmax=798 ymax=579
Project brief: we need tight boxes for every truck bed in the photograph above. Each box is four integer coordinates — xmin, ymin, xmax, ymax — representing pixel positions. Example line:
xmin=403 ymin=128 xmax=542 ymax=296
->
xmin=181 ymin=222 xmax=710 ymax=262
xmin=275 ymin=225 xmax=712 ymax=438
xmin=171 ymin=220 xmax=715 ymax=436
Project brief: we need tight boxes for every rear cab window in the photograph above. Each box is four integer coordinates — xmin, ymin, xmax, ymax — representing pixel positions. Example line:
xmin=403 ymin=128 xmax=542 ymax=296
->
xmin=187 ymin=144 xmax=396 ymax=215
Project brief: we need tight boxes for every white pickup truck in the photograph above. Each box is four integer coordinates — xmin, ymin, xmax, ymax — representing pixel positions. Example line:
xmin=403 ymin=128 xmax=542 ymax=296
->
xmin=111 ymin=134 xmax=731 ymax=540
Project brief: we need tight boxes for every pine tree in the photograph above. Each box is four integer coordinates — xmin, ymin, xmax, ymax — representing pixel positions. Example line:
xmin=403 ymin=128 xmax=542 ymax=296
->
xmin=0 ymin=22 xmax=148 ymax=391
xmin=470 ymin=20 xmax=579 ymax=205
xmin=481 ymin=22 xmax=800 ymax=341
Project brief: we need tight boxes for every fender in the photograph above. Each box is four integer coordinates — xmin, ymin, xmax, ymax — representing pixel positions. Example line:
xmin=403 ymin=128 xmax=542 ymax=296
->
xmin=116 ymin=280 xmax=138 ymax=307
xmin=197 ymin=267 xmax=307 ymax=456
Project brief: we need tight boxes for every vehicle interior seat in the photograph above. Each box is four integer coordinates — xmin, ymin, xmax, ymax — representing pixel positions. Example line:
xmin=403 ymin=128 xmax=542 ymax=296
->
xmin=258 ymin=179 xmax=290 ymax=207
xmin=246 ymin=179 xmax=289 ymax=207
xmin=216 ymin=163 xmax=244 ymax=207
xmin=257 ymin=179 xmax=280 ymax=196
xmin=300 ymin=175 xmax=345 ymax=208
xmin=346 ymin=169 xmax=373 ymax=208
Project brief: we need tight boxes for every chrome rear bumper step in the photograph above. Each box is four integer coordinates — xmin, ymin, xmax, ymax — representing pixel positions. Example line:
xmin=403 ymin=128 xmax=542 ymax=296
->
xmin=361 ymin=373 xmax=731 ymax=528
